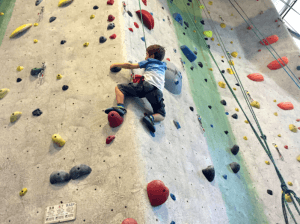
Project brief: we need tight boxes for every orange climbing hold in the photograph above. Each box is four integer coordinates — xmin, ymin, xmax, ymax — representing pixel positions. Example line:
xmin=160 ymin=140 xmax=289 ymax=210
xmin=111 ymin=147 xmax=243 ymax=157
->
xmin=267 ymin=56 xmax=288 ymax=70
xmin=247 ymin=73 xmax=264 ymax=82
xmin=277 ymin=102 xmax=294 ymax=110
xmin=136 ymin=10 xmax=154 ymax=30
xmin=260 ymin=35 xmax=279 ymax=45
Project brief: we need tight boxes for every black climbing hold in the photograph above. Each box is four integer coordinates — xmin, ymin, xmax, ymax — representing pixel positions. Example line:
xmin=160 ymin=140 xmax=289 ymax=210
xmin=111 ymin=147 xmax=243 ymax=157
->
xmin=127 ymin=11 xmax=133 ymax=17
xmin=187 ymin=3 xmax=190 ymax=6
xmin=198 ymin=62 xmax=203 ymax=68
xmin=188 ymin=0 xmax=192 ymax=2
xmin=297 ymin=66 xmax=300 ymax=70
xmin=170 ymin=193 xmax=176 ymax=201
xmin=200 ymin=20 xmax=205 ymax=25
xmin=232 ymin=113 xmax=238 ymax=119
xmin=107 ymin=23 xmax=115 ymax=30
xmin=31 ymin=68 xmax=43 ymax=76
xmin=208 ymin=105 xmax=212 ymax=109
xmin=93 ymin=5 xmax=99 ymax=10
xmin=229 ymin=162 xmax=240 ymax=173
xmin=190 ymin=66 xmax=194 ymax=71
xmin=184 ymin=21 xmax=189 ymax=27
xmin=99 ymin=36 xmax=107 ymax=43
xmin=69 ymin=164 xmax=92 ymax=180
xmin=267 ymin=190 xmax=273 ymax=195
xmin=220 ymin=100 xmax=226 ymax=105
xmin=204 ymin=79 xmax=207 ymax=82
xmin=111 ymin=67 xmax=122 ymax=72
xmin=207 ymin=45 xmax=210 ymax=49
xmin=62 ymin=85 xmax=69 ymax=91
xmin=202 ymin=165 xmax=215 ymax=182
xmin=174 ymin=49 xmax=177 ymax=53
xmin=204 ymin=38 xmax=208 ymax=40
xmin=221 ymin=70 xmax=225 ymax=73
xmin=183 ymin=32 xmax=186 ymax=35
xmin=49 ymin=16 xmax=56 ymax=23
xmin=221 ymin=60 xmax=224 ymax=63
xmin=61 ymin=40 xmax=66 ymax=45
xmin=35 ymin=0 xmax=43 ymax=6
xmin=50 ymin=171 xmax=70 ymax=184
xmin=189 ymin=106 xmax=194 ymax=111
xmin=162 ymin=7 xmax=164 ymax=9
xmin=193 ymin=51 xmax=197 ymax=55
xmin=17 ymin=78 xmax=22 ymax=82
xmin=224 ymin=131 xmax=229 ymax=135
xmin=32 ymin=108 xmax=43 ymax=116
xmin=185 ymin=27 xmax=187 ymax=30
xmin=231 ymin=145 xmax=239 ymax=155
xmin=235 ymin=83 xmax=240 ymax=86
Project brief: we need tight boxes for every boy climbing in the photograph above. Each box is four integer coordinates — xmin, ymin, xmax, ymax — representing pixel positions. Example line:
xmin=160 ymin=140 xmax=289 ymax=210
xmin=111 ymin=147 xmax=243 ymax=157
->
xmin=105 ymin=44 xmax=167 ymax=132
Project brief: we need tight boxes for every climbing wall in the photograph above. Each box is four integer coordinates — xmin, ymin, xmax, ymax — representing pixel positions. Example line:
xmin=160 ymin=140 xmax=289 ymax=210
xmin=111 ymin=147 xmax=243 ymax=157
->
xmin=0 ymin=0 xmax=300 ymax=223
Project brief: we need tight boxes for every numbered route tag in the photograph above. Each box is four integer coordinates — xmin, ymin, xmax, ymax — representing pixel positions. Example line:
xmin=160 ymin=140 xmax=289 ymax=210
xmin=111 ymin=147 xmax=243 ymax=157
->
xmin=45 ymin=202 xmax=76 ymax=223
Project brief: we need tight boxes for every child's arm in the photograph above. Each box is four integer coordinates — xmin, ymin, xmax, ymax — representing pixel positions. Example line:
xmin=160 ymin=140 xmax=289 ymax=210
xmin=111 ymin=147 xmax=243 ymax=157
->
xmin=110 ymin=63 xmax=140 ymax=69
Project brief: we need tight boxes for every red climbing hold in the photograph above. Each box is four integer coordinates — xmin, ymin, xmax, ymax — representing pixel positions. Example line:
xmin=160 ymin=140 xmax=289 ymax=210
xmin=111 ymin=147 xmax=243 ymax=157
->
xmin=258 ymin=49 xmax=261 ymax=52
xmin=147 ymin=180 xmax=169 ymax=206
xmin=296 ymin=119 xmax=300 ymax=122
xmin=267 ymin=56 xmax=288 ymax=70
xmin=136 ymin=10 xmax=154 ymax=30
xmin=284 ymin=145 xmax=288 ymax=149
xmin=134 ymin=22 xmax=139 ymax=28
xmin=122 ymin=218 xmax=138 ymax=224
xmin=106 ymin=135 xmax=115 ymax=144
xmin=166 ymin=58 xmax=170 ymax=61
xmin=277 ymin=102 xmax=294 ymax=110
xmin=247 ymin=73 xmax=264 ymax=82
xmin=260 ymin=35 xmax=279 ymax=45
xmin=108 ymin=111 xmax=123 ymax=128
xmin=109 ymin=34 xmax=117 ymax=39
xmin=275 ymin=20 xmax=278 ymax=22
xmin=128 ymin=28 xmax=133 ymax=32
xmin=142 ymin=0 xmax=147 ymax=6
xmin=247 ymin=25 xmax=253 ymax=30
xmin=107 ymin=0 xmax=114 ymax=5
xmin=108 ymin=15 xmax=115 ymax=22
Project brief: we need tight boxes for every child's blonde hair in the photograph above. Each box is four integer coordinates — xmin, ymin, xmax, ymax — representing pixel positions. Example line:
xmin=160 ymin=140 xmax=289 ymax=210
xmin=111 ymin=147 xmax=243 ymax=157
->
xmin=146 ymin=45 xmax=166 ymax=61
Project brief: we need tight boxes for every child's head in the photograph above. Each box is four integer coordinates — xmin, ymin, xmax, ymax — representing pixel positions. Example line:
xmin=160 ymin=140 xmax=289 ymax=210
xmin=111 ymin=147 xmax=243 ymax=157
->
xmin=146 ymin=45 xmax=165 ymax=61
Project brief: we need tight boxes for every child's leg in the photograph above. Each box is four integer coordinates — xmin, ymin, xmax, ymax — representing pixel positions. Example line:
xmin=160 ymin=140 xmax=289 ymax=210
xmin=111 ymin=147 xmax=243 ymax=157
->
xmin=115 ymin=86 xmax=125 ymax=104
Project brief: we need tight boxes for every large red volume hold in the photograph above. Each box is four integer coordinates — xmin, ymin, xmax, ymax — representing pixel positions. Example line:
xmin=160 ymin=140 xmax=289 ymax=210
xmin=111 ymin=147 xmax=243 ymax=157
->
xmin=108 ymin=111 xmax=123 ymax=127
xmin=260 ymin=35 xmax=279 ymax=45
xmin=267 ymin=56 xmax=288 ymax=70
xmin=136 ymin=10 xmax=154 ymax=30
xmin=147 ymin=180 xmax=169 ymax=206
xmin=122 ymin=218 xmax=138 ymax=224
xmin=277 ymin=102 xmax=294 ymax=110
xmin=247 ymin=73 xmax=264 ymax=82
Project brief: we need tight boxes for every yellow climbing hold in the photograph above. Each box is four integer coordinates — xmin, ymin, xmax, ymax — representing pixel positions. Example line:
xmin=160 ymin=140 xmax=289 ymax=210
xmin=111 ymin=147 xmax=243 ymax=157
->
xmin=52 ymin=134 xmax=66 ymax=147
xmin=211 ymin=37 xmax=214 ymax=41
xmin=265 ymin=161 xmax=270 ymax=165
xmin=243 ymin=136 xmax=248 ymax=140
xmin=57 ymin=74 xmax=63 ymax=79
xmin=34 ymin=23 xmax=39 ymax=26
xmin=230 ymin=41 xmax=233 ymax=44
xmin=194 ymin=20 xmax=197 ymax=23
xmin=278 ymin=134 xmax=281 ymax=137
xmin=229 ymin=60 xmax=234 ymax=66
xmin=9 ymin=23 xmax=32 ymax=38
xmin=208 ymin=11 xmax=211 ymax=14
xmin=218 ymin=44 xmax=220 ymax=46
xmin=199 ymin=5 xmax=204 ymax=9
xmin=218 ymin=81 xmax=226 ymax=88
xmin=17 ymin=66 xmax=24 ymax=71
xmin=83 ymin=42 xmax=89 ymax=47
xmin=90 ymin=14 xmax=95 ymax=19
xmin=288 ymin=182 xmax=293 ymax=186
xmin=209 ymin=68 xmax=213 ymax=71
xmin=10 ymin=111 xmax=22 ymax=123
xmin=231 ymin=13 xmax=234 ymax=16
xmin=231 ymin=28 xmax=233 ymax=30
xmin=231 ymin=52 xmax=238 ymax=58
xmin=245 ymin=120 xmax=249 ymax=124
xmin=19 ymin=188 xmax=27 ymax=196
xmin=274 ymin=112 xmax=278 ymax=116
xmin=289 ymin=124 xmax=298 ymax=133
xmin=0 ymin=88 xmax=10 ymax=99
xmin=227 ymin=68 xmax=234 ymax=74
xmin=34 ymin=39 xmax=38 ymax=43
xmin=285 ymin=194 xmax=292 ymax=203
xmin=274 ymin=99 xmax=277 ymax=102
xmin=251 ymin=101 xmax=260 ymax=109
xmin=193 ymin=30 xmax=196 ymax=33
xmin=297 ymin=155 xmax=300 ymax=162
xmin=203 ymin=31 xmax=213 ymax=38
xmin=233 ymin=88 xmax=236 ymax=90
xmin=208 ymin=1 xmax=213 ymax=5
xmin=58 ymin=0 xmax=74 ymax=7
xmin=220 ymin=23 xmax=226 ymax=28
xmin=235 ymin=108 xmax=239 ymax=112
xmin=239 ymin=57 xmax=241 ymax=59
xmin=0 ymin=12 xmax=4 ymax=16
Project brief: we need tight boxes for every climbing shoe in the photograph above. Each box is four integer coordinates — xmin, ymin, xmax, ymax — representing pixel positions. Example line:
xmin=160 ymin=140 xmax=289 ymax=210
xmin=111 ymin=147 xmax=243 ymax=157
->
xmin=143 ymin=115 xmax=156 ymax=133
xmin=105 ymin=107 xmax=127 ymax=116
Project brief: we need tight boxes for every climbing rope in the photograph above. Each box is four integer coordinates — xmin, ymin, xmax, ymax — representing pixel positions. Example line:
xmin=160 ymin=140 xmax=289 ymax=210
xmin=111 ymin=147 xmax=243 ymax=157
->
xmin=229 ymin=0 xmax=300 ymax=89
xmin=137 ymin=0 xmax=148 ymax=50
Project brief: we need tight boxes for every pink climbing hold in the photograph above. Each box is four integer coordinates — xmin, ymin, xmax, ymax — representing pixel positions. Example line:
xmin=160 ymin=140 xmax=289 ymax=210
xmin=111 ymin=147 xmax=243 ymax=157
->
xmin=134 ymin=22 xmax=139 ymax=28
xmin=107 ymin=0 xmax=114 ymax=5
xmin=128 ymin=28 xmax=133 ymax=32
xmin=267 ymin=56 xmax=288 ymax=70
xmin=106 ymin=135 xmax=115 ymax=144
xmin=277 ymin=102 xmax=294 ymax=110
xmin=147 ymin=180 xmax=169 ymax=206
xmin=136 ymin=9 xmax=154 ymax=30
xmin=260 ymin=35 xmax=279 ymax=45
xmin=247 ymin=73 xmax=264 ymax=82
xmin=122 ymin=218 xmax=138 ymax=224
xmin=108 ymin=15 xmax=115 ymax=22
xmin=142 ymin=0 xmax=147 ymax=6
xmin=109 ymin=34 xmax=117 ymax=39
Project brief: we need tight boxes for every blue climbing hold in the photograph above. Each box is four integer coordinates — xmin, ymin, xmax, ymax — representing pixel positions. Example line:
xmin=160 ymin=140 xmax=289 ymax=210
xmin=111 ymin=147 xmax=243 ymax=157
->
xmin=141 ymin=37 xmax=145 ymax=42
xmin=170 ymin=193 xmax=176 ymax=201
xmin=194 ymin=47 xmax=197 ymax=51
xmin=210 ymin=124 xmax=213 ymax=128
xmin=170 ymin=222 xmax=175 ymax=224
xmin=180 ymin=45 xmax=197 ymax=62
xmin=297 ymin=66 xmax=300 ymax=70
xmin=173 ymin=120 xmax=181 ymax=129
xmin=174 ymin=48 xmax=177 ymax=53
xmin=225 ymin=112 xmax=229 ymax=115
xmin=150 ymin=12 xmax=153 ymax=16
xmin=173 ymin=13 xmax=183 ymax=26
xmin=163 ymin=19 xmax=165 ymax=21
xmin=223 ymin=174 xmax=227 ymax=179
